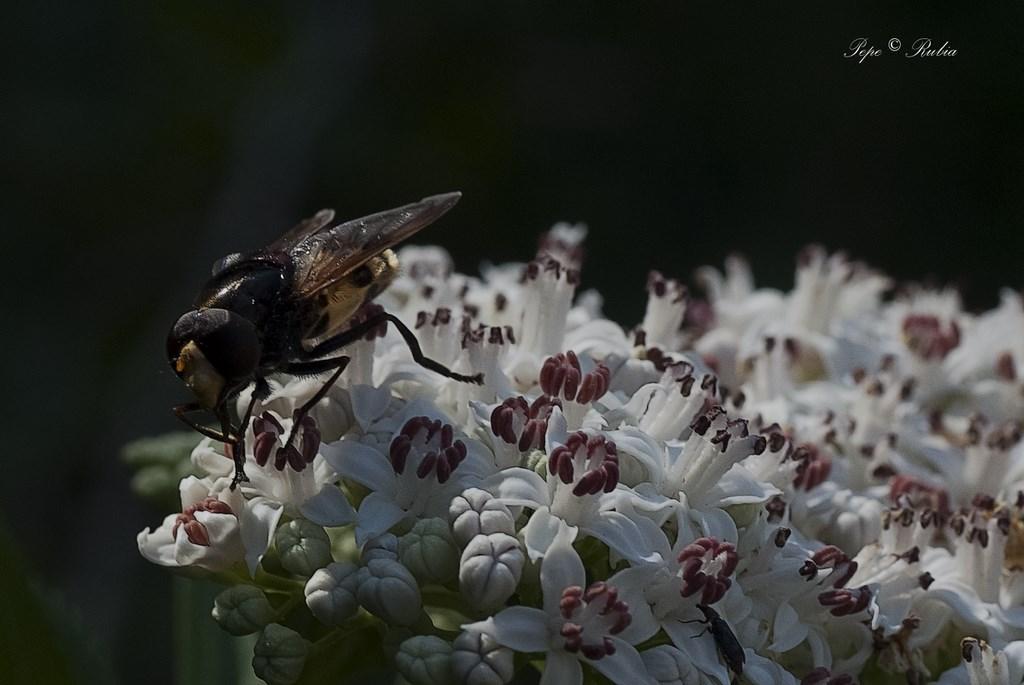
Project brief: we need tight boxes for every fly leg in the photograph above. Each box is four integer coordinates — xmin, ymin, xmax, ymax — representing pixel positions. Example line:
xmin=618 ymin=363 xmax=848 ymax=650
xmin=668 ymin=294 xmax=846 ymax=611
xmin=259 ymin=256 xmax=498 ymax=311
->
xmin=175 ymin=376 xmax=271 ymax=489
xmin=225 ymin=376 xmax=272 ymax=488
xmin=174 ymin=402 xmax=233 ymax=441
xmin=304 ymin=310 xmax=483 ymax=384
xmin=274 ymin=356 xmax=352 ymax=465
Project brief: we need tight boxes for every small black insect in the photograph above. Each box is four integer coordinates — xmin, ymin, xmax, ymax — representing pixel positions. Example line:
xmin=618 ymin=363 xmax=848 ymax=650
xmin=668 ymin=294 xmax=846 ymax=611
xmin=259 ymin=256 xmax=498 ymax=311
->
xmin=167 ymin=192 xmax=483 ymax=487
xmin=688 ymin=604 xmax=745 ymax=681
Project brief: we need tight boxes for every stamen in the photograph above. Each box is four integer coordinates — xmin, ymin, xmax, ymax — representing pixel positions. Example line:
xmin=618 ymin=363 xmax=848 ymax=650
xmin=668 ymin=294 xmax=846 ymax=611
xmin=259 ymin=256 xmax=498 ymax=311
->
xmin=640 ymin=271 xmax=687 ymax=347
xmin=996 ymin=351 xmax=1017 ymax=381
xmin=346 ymin=303 xmax=388 ymax=341
xmin=792 ymin=444 xmax=832 ymax=491
xmin=388 ymin=416 xmax=467 ymax=483
xmin=799 ymin=546 xmax=857 ymax=588
xmin=677 ymin=537 xmax=739 ymax=604
xmin=901 ymin=314 xmax=960 ymax=360
xmin=251 ymin=411 xmax=322 ymax=472
xmin=172 ymin=497 xmax=235 ymax=546
xmin=490 ymin=395 xmax=562 ymax=452
xmin=557 ymin=581 xmax=631 ymax=660
xmin=539 ymin=351 xmax=610 ymax=406
xmin=889 ymin=475 xmax=949 ymax=514
xmin=547 ymin=432 xmax=620 ymax=495
xmin=817 ymin=586 xmax=872 ymax=616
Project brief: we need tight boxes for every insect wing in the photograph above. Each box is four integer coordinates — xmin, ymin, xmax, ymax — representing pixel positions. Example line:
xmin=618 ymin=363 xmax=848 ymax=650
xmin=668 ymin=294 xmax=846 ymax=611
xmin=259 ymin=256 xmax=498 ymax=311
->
xmin=266 ymin=208 xmax=336 ymax=254
xmin=289 ymin=192 xmax=461 ymax=297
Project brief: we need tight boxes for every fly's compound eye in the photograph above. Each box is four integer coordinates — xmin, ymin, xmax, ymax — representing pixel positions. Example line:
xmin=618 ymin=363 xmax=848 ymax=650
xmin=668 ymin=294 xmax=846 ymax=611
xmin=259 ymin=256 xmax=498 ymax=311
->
xmin=168 ymin=309 xmax=262 ymax=382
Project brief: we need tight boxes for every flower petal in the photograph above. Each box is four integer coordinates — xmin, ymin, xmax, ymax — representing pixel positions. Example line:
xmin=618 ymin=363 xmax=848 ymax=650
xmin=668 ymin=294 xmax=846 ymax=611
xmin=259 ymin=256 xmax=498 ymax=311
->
xmin=475 ymin=606 xmax=551 ymax=653
xmin=768 ymin=602 xmax=806 ymax=653
xmin=540 ymin=524 xmax=585 ymax=611
xmin=522 ymin=507 xmax=576 ymax=564
xmin=240 ymin=496 xmax=283 ymax=576
xmin=584 ymin=510 xmax=664 ymax=564
xmin=322 ymin=439 xmax=394 ymax=493
xmin=355 ymin=491 xmax=407 ymax=547
xmin=540 ymin=650 xmax=582 ymax=685
xmin=300 ymin=484 xmax=357 ymax=527
xmin=588 ymin=638 xmax=657 ymax=685
xmin=663 ymin=619 xmax=731 ymax=685
xmin=606 ymin=566 xmax=660 ymax=644
xmin=349 ymin=384 xmax=393 ymax=432
xmin=483 ymin=468 xmax=550 ymax=509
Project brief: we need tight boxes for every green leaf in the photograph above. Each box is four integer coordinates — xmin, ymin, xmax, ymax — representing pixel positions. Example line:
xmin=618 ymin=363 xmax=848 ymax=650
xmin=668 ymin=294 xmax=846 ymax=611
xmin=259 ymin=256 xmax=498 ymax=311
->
xmin=0 ymin=519 xmax=77 ymax=684
xmin=173 ymin=577 xmax=240 ymax=685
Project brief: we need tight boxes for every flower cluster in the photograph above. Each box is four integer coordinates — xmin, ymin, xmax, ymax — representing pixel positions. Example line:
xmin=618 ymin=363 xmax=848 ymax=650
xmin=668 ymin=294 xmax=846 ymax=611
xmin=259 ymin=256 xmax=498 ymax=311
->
xmin=138 ymin=230 xmax=1024 ymax=684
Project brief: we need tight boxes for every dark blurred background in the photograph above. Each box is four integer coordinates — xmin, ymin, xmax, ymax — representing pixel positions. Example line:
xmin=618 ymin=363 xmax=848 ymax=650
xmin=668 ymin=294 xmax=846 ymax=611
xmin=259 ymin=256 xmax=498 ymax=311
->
xmin=2 ymin=2 xmax=1022 ymax=683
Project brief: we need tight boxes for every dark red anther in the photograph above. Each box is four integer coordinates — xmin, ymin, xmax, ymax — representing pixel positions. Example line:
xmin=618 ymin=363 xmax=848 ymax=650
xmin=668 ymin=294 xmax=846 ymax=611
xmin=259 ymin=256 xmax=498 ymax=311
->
xmin=766 ymin=496 xmax=786 ymax=522
xmin=576 ymin=362 xmax=610 ymax=405
xmin=281 ymin=445 xmax=306 ymax=472
xmin=793 ymin=444 xmax=832 ymax=491
xmin=997 ymin=351 xmax=1018 ymax=381
xmin=254 ymin=431 xmax=277 ymax=467
xmin=416 ymin=452 xmax=438 ymax=479
xmin=889 ymin=474 xmax=950 ymax=513
xmin=647 ymin=270 xmax=687 ymax=303
xmin=299 ymin=416 xmax=320 ymax=464
xmin=183 ymin=521 xmax=210 ymax=546
xmin=902 ymin=314 xmax=961 ymax=360
xmin=557 ymin=455 xmax=575 ymax=485
xmin=172 ymin=497 xmax=236 ymax=546
xmin=389 ymin=435 xmax=411 ymax=474
xmin=818 ymin=586 xmax=872 ymax=616
xmin=677 ymin=537 xmax=739 ymax=605
xmin=435 ymin=454 xmax=452 ymax=483
xmin=253 ymin=412 xmax=284 ymax=435
xmin=346 ymin=303 xmax=388 ymax=340
xmin=273 ymin=447 xmax=288 ymax=471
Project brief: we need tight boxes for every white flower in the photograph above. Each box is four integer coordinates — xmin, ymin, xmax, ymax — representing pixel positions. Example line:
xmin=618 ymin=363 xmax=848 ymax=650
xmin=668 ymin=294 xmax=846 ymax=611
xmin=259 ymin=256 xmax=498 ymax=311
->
xmin=137 ymin=475 xmax=245 ymax=573
xmin=935 ymin=638 xmax=1024 ymax=685
xmin=325 ymin=408 xmax=493 ymax=546
xmin=466 ymin=526 xmax=656 ymax=685
xmin=484 ymin=410 xmax=665 ymax=562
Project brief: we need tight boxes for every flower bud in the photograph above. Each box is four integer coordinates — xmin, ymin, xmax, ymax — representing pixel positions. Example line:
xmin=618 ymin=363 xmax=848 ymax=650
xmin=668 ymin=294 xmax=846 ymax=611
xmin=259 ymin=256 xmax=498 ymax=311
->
xmin=525 ymin=449 xmax=548 ymax=476
xmin=304 ymin=561 xmax=361 ymax=626
xmin=211 ymin=585 xmax=275 ymax=636
xmin=361 ymin=532 xmax=399 ymax=563
xmin=356 ymin=558 xmax=422 ymax=626
xmin=396 ymin=635 xmax=453 ymax=685
xmin=449 ymin=489 xmax=516 ymax=546
xmin=399 ymin=518 xmax=460 ymax=584
xmin=451 ymin=628 xmax=514 ymax=685
xmin=459 ymin=533 xmax=524 ymax=611
xmin=252 ymin=623 xmax=310 ymax=685
xmin=274 ymin=518 xmax=332 ymax=577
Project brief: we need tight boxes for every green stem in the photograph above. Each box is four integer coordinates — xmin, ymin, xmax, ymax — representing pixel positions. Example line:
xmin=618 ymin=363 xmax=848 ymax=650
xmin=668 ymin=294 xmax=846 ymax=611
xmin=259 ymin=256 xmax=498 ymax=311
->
xmin=253 ymin=568 xmax=305 ymax=593
xmin=309 ymin=612 xmax=380 ymax=655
